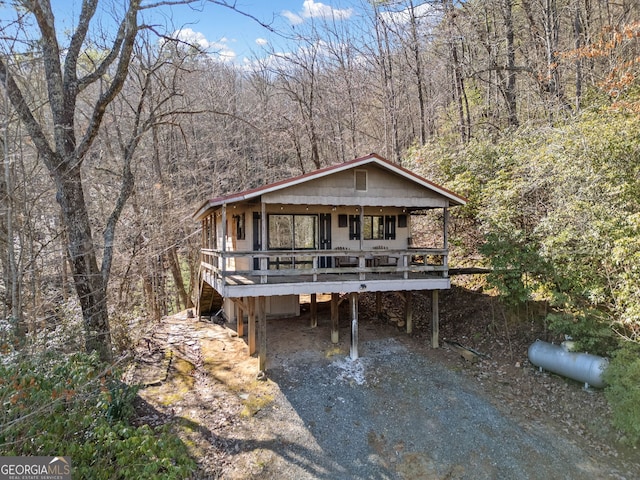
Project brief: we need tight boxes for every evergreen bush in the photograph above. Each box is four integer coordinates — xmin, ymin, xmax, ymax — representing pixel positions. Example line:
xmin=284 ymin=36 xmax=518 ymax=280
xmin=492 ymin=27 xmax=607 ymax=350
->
xmin=603 ymin=341 xmax=640 ymax=446
xmin=0 ymin=351 xmax=195 ymax=479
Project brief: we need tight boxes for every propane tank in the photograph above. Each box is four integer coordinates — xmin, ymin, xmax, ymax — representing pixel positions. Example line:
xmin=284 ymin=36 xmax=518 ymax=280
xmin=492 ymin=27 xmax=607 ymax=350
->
xmin=527 ymin=340 xmax=609 ymax=388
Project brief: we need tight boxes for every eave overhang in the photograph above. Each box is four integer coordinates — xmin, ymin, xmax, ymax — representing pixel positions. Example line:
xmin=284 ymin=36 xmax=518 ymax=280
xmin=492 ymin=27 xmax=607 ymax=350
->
xmin=193 ymin=153 xmax=467 ymax=221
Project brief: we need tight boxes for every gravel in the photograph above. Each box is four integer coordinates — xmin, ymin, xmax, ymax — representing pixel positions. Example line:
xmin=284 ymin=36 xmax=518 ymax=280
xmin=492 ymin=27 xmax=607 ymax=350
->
xmin=133 ymin=293 xmax=640 ymax=480
xmin=248 ymin=334 xmax=621 ymax=480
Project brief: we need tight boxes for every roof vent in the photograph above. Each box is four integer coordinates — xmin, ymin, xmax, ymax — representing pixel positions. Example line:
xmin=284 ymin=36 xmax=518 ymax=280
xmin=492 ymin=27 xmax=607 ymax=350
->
xmin=355 ymin=170 xmax=367 ymax=191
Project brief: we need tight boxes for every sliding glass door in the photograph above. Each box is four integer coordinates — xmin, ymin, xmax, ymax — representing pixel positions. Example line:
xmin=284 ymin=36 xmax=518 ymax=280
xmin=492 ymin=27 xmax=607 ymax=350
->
xmin=268 ymin=214 xmax=318 ymax=269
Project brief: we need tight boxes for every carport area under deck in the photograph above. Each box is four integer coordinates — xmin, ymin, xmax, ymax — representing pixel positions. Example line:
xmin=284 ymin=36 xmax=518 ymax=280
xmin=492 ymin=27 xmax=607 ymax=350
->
xmin=198 ymin=249 xmax=449 ymax=372
xmin=200 ymin=277 xmax=444 ymax=374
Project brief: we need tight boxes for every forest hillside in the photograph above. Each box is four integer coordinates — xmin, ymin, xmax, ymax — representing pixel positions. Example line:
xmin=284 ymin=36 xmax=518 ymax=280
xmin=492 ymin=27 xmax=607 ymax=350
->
xmin=1 ymin=0 xmax=639 ymax=476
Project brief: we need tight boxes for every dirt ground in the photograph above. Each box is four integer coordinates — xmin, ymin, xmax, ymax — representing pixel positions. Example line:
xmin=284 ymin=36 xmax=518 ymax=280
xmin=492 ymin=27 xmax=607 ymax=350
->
xmin=128 ymin=286 xmax=640 ymax=479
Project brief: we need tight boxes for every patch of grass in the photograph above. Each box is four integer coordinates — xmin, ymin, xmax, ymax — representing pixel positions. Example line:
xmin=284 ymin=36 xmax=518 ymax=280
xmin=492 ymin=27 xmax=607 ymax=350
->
xmin=203 ymin=359 xmax=245 ymax=391
xmin=146 ymin=355 xmax=195 ymax=406
xmin=240 ymin=393 xmax=275 ymax=418
xmin=325 ymin=346 xmax=344 ymax=358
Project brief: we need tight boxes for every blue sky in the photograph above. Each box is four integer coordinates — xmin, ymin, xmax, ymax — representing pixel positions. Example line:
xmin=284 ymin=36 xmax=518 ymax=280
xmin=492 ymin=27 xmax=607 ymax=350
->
xmin=0 ymin=1 xmax=358 ymax=63
xmin=1 ymin=1 xmax=433 ymax=65
xmin=153 ymin=0 xmax=358 ymax=64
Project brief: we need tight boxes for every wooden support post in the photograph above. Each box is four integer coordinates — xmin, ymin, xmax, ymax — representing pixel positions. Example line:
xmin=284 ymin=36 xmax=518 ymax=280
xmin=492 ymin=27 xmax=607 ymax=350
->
xmin=260 ymin=202 xmax=267 ymax=284
xmin=432 ymin=289 xmax=439 ymax=348
xmin=258 ymin=296 xmax=267 ymax=372
xmin=310 ymin=293 xmax=318 ymax=328
xmin=376 ymin=292 xmax=382 ymax=320
xmin=221 ymin=205 xmax=227 ymax=277
xmin=248 ymin=298 xmax=256 ymax=355
xmin=405 ymin=291 xmax=413 ymax=334
xmin=443 ymin=207 xmax=449 ymax=249
xmin=403 ymin=254 xmax=409 ymax=280
xmin=236 ymin=302 xmax=244 ymax=337
xmin=350 ymin=292 xmax=359 ymax=360
xmin=331 ymin=292 xmax=339 ymax=344
xmin=197 ymin=278 xmax=204 ymax=319
xmin=443 ymin=208 xmax=450 ymax=277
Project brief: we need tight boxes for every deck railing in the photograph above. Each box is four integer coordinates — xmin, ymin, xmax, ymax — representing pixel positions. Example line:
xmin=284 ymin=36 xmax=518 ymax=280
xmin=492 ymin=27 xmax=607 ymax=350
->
xmin=201 ymin=247 xmax=448 ymax=286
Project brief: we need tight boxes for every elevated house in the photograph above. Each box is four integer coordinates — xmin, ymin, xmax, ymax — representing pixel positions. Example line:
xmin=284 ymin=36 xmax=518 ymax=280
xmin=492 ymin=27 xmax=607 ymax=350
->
xmin=193 ymin=153 xmax=467 ymax=371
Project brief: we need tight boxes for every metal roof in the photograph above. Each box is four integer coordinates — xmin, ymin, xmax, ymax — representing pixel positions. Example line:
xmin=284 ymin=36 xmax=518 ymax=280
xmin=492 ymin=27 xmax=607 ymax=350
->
xmin=193 ymin=153 xmax=467 ymax=220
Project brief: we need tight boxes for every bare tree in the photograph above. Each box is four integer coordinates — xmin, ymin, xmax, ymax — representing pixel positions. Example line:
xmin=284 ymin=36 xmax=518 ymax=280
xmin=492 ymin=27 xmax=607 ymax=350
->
xmin=371 ymin=1 xmax=402 ymax=162
xmin=0 ymin=0 xmax=148 ymax=361
xmin=1 ymin=86 xmax=21 ymax=338
xmin=377 ymin=1 xmax=438 ymax=145
xmin=0 ymin=0 xmax=224 ymax=360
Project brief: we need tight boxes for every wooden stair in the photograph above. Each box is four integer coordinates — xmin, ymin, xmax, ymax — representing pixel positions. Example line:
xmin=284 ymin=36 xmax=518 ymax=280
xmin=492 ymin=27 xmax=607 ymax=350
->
xmin=198 ymin=278 xmax=224 ymax=317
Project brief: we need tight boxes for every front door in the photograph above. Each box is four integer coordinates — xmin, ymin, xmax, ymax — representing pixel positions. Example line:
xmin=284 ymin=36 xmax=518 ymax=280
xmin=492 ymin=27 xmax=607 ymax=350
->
xmin=319 ymin=213 xmax=332 ymax=267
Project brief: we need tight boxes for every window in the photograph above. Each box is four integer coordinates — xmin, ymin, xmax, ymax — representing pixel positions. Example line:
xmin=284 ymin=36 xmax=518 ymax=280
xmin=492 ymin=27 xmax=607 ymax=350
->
xmin=349 ymin=215 xmax=396 ymax=240
xmin=294 ymin=215 xmax=317 ymax=249
xmin=363 ymin=215 xmax=384 ymax=240
xmin=398 ymin=214 xmax=407 ymax=228
xmin=268 ymin=214 xmax=318 ymax=270
xmin=203 ymin=215 xmax=217 ymax=249
xmin=234 ymin=213 xmax=245 ymax=240
xmin=355 ymin=170 xmax=367 ymax=191
xmin=252 ymin=213 xmax=261 ymax=269
xmin=268 ymin=214 xmax=318 ymax=249
xmin=338 ymin=214 xmax=348 ymax=228
xmin=268 ymin=215 xmax=293 ymax=249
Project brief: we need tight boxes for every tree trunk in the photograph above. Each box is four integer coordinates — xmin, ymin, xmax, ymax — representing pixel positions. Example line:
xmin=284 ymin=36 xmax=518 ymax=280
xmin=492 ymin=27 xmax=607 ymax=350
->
xmin=408 ymin=0 xmax=427 ymax=144
xmin=573 ymin=2 xmax=584 ymax=109
xmin=374 ymin=9 xmax=401 ymax=163
xmin=0 ymin=0 xmax=141 ymax=362
xmin=54 ymin=167 xmax=112 ymax=361
xmin=502 ymin=0 xmax=519 ymax=127
xmin=443 ymin=0 xmax=470 ymax=143
xmin=167 ymin=245 xmax=192 ymax=310
xmin=451 ymin=40 xmax=469 ymax=143
xmin=2 ymin=92 xmax=24 ymax=342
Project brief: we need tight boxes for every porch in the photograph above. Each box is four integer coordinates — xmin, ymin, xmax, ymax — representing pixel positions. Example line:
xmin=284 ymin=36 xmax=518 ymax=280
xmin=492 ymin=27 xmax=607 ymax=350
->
xmin=200 ymin=246 xmax=450 ymax=298
xmin=198 ymin=246 xmax=445 ymax=372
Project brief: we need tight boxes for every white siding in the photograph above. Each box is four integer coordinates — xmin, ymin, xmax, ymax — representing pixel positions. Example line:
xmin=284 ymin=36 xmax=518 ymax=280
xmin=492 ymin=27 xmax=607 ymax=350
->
xmin=263 ymin=165 xmax=447 ymax=207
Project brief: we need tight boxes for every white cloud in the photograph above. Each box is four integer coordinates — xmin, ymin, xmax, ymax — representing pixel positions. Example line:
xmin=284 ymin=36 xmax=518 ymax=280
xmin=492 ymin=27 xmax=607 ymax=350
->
xmin=283 ymin=0 xmax=353 ymax=25
xmin=242 ymin=39 xmax=336 ymax=75
xmin=173 ymin=27 xmax=212 ymax=49
xmin=255 ymin=38 xmax=268 ymax=46
xmin=171 ymin=28 xmax=237 ymax=62
xmin=216 ymin=47 xmax=237 ymax=62
xmin=282 ymin=10 xmax=304 ymax=25
xmin=302 ymin=0 xmax=353 ymax=20
xmin=379 ymin=3 xmax=437 ymax=28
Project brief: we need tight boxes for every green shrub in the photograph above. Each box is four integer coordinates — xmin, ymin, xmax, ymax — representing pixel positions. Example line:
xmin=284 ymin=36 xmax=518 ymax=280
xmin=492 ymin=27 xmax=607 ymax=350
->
xmin=0 ymin=351 xmax=195 ymax=479
xmin=603 ymin=341 xmax=640 ymax=446
xmin=481 ymin=231 xmax=550 ymax=307
xmin=546 ymin=311 xmax=618 ymax=356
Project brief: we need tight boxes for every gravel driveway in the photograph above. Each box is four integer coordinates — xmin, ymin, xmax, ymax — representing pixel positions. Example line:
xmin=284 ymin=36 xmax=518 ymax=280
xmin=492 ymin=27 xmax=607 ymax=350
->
xmin=229 ymin=319 xmax=623 ymax=480
xmin=135 ymin=309 xmax=636 ymax=479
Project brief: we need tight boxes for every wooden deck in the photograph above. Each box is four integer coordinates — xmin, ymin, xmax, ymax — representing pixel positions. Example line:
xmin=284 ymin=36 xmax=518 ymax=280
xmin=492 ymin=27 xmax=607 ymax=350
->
xmin=200 ymin=247 xmax=450 ymax=298
xmin=198 ymin=247 xmax=451 ymax=370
